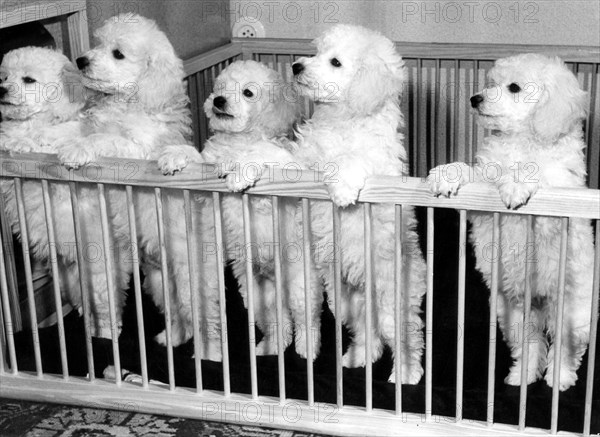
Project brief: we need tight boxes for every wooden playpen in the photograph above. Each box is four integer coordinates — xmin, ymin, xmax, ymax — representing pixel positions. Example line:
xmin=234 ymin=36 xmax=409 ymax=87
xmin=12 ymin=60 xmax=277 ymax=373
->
xmin=1 ymin=27 xmax=600 ymax=437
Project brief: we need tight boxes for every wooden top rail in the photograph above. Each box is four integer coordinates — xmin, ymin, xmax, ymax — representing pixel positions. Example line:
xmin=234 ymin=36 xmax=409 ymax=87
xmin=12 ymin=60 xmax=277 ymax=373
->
xmin=232 ymin=38 xmax=600 ymax=63
xmin=183 ymin=38 xmax=600 ymax=77
xmin=1 ymin=152 xmax=598 ymax=219
xmin=183 ymin=42 xmax=243 ymax=77
xmin=0 ymin=0 xmax=87 ymax=29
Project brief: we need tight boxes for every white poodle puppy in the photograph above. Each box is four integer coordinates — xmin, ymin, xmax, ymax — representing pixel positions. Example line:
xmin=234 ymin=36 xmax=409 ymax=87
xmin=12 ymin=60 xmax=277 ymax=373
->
xmin=157 ymin=60 xmax=321 ymax=360
xmin=52 ymin=13 xmax=191 ymax=342
xmin=0 ymin=47 xmax=83 ymax=151
xmin=429 ymin=53 xmax=594 ymax=390
xmin=0 ymin=47 xmax=125 ymax=338
xmin=291 ymin=25 xmax=427 ymax=383
xmin=58 ymin=13 xmax=191 ymax=167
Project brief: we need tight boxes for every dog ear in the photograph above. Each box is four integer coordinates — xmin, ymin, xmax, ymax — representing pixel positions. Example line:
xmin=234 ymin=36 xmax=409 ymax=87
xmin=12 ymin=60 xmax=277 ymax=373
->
xmin=347 ymin=53 xmax=406 ymax=115
xmin=530 ymin=59 xmax=588 ymax=142
xmin=136 ymin=40 xmax=187 ymax=110
xmin=52 ymin=60 xmax=85 ymax=120
xmin=255 ymin=80 xmax=300 ymax=138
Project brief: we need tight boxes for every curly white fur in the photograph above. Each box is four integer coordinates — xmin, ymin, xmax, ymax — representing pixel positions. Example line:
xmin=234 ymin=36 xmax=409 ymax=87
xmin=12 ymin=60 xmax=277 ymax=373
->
xmin=57 ymin=12 xmax=191 ymax=167
xmin=292 ymin=25 xmax=427 ymax=383
xmin=0 ymin=47 xmax=128 ymax=338
xmin=54 ymin=13 xmax=191 ymax=338
xmin=428 ymin=53 xmax=594 ymax=391
xmin=154 ymin=61 xmax=321 ymax=360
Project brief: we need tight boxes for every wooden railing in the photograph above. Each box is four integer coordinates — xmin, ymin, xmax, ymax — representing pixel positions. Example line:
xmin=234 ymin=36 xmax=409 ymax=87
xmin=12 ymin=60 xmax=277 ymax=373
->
xmin=1 ymin=152 xmax=599 ymax=436
xmin=1 ymin=153 xmax=598 ymax=218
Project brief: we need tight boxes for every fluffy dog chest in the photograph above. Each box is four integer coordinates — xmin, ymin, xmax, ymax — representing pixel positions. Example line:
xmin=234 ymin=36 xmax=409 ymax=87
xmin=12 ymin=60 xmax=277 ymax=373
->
xmin=477 ymin=134 xmax=587 ymax=188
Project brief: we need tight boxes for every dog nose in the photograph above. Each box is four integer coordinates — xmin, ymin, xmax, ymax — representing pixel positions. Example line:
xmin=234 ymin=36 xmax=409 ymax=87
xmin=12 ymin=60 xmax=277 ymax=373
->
xmin=76 ymin=56 xmax=90 ymax=71
xmin=292 ymin=62 xmax=304 ymax=76
xmin=0 ymin=86 xmax=7 ymax=99
xmin=213 ymin=96 xmax=227 ymax=110
xmin=470 ymin=94 xmax=484 ymax=109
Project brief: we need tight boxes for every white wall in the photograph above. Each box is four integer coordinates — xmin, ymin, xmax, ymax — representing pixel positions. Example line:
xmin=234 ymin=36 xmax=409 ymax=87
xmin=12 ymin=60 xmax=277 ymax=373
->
xmin=230 ymin=0 xmax=599 ymax=46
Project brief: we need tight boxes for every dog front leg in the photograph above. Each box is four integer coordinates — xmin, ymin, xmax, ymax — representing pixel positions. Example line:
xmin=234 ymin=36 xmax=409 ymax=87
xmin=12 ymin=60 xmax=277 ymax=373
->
xmin=325 ymin=157 xmax=368 ymax=207
xmin=58 ymin=134 xmax=145 ymax=169
xmin=496 ymin=161 xmax=539 ymax=209
xmin=158 ymin=144 xmax=204 ymax=175
xmin=427 ymin=161 xmax=479 ymax=197
xmin=496 ymin=293 xmax=546 ymax=386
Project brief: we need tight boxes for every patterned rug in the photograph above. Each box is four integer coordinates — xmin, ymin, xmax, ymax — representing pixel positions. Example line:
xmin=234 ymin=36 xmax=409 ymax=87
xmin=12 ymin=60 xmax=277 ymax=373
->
xmin=0 ymin=399 xmax=329 ymax=437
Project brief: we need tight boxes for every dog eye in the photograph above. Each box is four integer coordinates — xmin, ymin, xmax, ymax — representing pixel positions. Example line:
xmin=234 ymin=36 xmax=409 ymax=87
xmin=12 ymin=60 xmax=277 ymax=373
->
xmin=330 ymin=58 xmax=342 ymax=68
xmin=112 ymin=49 xmax=125 ymax=60
xmin=243 ymin=89 xmax=254 ymax=98
xmin=22 ymin=76 xmax=36 ymax=84
xmin=508 ymin=83 xmax=521 ymax=93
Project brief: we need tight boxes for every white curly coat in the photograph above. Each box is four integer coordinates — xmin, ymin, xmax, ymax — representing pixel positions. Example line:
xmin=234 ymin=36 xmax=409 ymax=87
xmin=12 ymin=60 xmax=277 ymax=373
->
xmin=429 ymin=53 xmax=595 ymax=391
xmin=292 ymin=25 xmax=427 ymax=383
xmin=0 ymin=47 xmax=125 ymax=337
xmin=58 ymin=13 xmax=191 ymax=166
xmin=153 ymin=61 xmax=316 ymax=360
xmin=54 ymin=13 xmax=191 ymax=337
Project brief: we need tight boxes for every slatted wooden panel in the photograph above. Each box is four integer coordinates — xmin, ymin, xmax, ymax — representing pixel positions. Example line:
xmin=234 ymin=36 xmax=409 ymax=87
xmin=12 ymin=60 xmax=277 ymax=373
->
xmin=1 ymin=153 xmax=599 ymax=436
xmin=403 ymin=58 xmax=600 ymax=185
xmin=184 ymin=40 xmax=600 ymax=187
xmin=185 ymin=51 xmax=243 ymax=150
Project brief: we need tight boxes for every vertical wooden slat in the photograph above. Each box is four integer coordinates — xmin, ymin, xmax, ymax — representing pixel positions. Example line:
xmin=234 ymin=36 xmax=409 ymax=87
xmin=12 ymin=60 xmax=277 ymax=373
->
xmin=364 ymin=202 xmax=373 ymax=413
xmin=417 ymin=59 xmax=425 ymax=177
xmin=551 ymin=217 xmax=570 ymax=434
xmin=210 ymin=66 xmax=216 ymax=88
xmin=69 ymin=183 xmax=95 ymax=381
xmin=471 ymin=60 xmax=480 ymax=163
xmin=190 ymin=74 xmax=201 ymax=150
xmin=41 ymin=180 xmax=68 ymax=379
xmin=98 ymin=183 xmax=121 ymax=385
xmin=0 ymin=287 xmax=6 ymax=373
xmin=242 ymin=194 xmax=258 ymax=399
xmin=202 ymin=70 xmax=211 ymax=148
xmin=407 ymin=60 xmax=417 ymax=176
xmin=124 ymin=186 xmax=147 ymax=388
xmin=585 ymin=63 xmax=596 ymax=148
xmin=587 ymin=63 xmax=599 ymax=189
xmin=0 ymin=194 xmax=22 ymax=332
xmin=212 ymin=192 xmax=230 ymax=396
xmin=453 ymin=59 xmax=460 ymax=163
xmin=333 ymin=204 xmax=343 ymax=408
xmin=487 ymin=213 xmax=500 ymax=425
xmin=425 ymin=207 xmax=434 ymax=420
xmin=14 ymin=178 xmax=42 ymax=376
xmin=0 ymin=229 xmax=17 ymax=373
xmin=583 ymin=219 xmax=600 ymax=436
xmin=518 ymin=215 xmax=534 ymax=430
xmin=197 ymin=73 xmax=207 ymax=149
xmin=66 ymin=8 xmax=89 ymax=57
xmin=432 ymin=58 xmax=440 ymax=170
xmin=271 ymin=196 xmax=286 ymax=402
xmin=394 ymin=204 xmax=403 ymax=415
xmin=456 ymin=209 xmax=467 ymax=421
xmin=301 ymin=198 xmax=315 ymax=406
xmin=183 ymin=190 xmax=203 ymax=393
xmin=271 ymin=53 xmax=278 ymax=70
xmin=154 ymin=187 xmax=175 ymax=391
